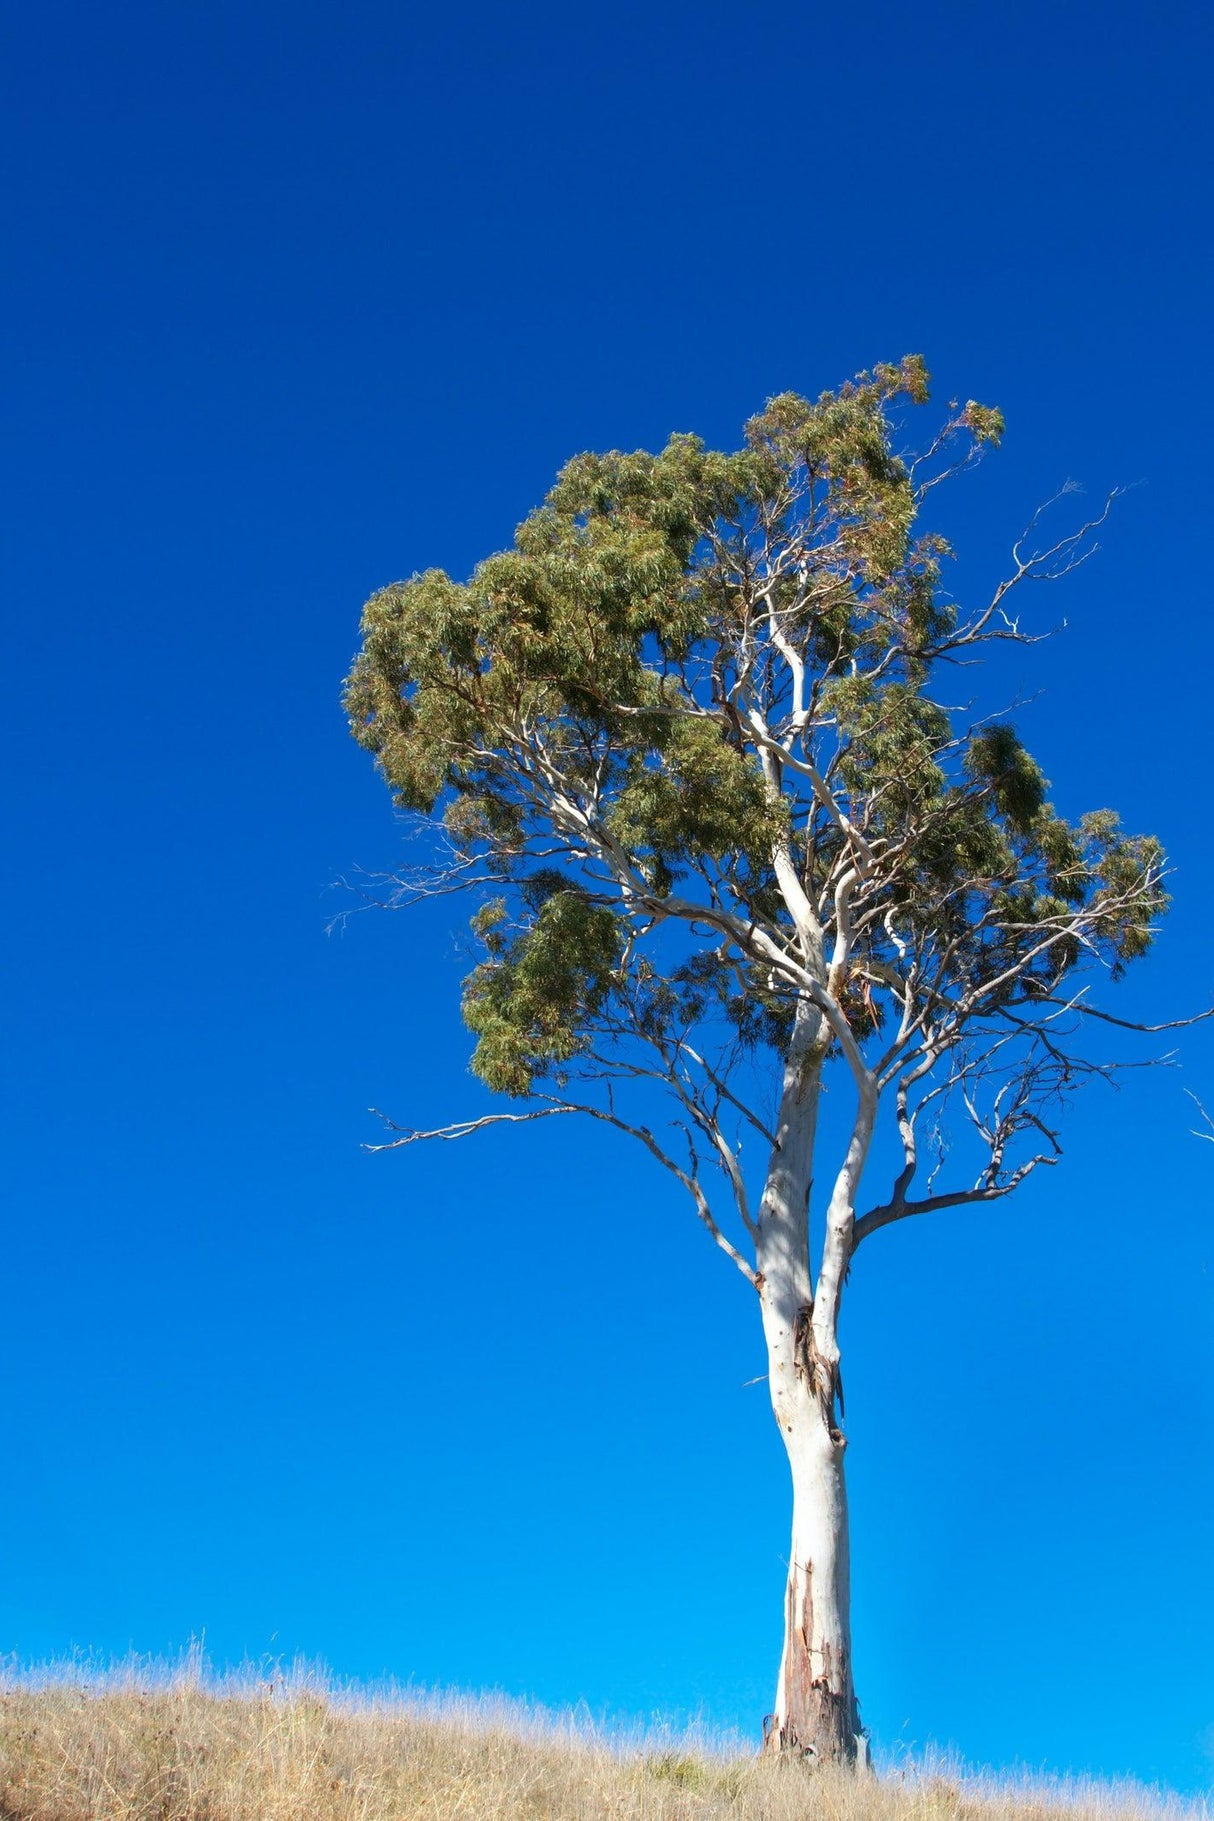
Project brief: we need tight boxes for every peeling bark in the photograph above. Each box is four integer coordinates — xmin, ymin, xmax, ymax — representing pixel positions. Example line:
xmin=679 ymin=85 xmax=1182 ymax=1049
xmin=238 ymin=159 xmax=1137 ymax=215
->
xmin=755 ymin=1000 xmax=868 ymax=1765
xmin=764 ymin=1415 xmax=861 ymax=1762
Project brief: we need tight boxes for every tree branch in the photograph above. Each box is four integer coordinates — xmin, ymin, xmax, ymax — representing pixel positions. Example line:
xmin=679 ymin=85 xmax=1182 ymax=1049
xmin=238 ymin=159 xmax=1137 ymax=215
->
xmin=851 ymin=1152 xmax=1057 ymax=1250
xmin=364 ymin=1100 xmax=759 ymax=1286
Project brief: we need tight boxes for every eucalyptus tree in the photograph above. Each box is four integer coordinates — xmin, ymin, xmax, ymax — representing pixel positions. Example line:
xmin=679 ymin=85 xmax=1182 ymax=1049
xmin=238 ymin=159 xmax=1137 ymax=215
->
xmin=344 ymin=359 xmax=1174 ymax=1764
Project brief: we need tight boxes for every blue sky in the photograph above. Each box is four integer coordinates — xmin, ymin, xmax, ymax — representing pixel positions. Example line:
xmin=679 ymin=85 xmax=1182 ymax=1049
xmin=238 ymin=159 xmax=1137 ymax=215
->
xmin=2 ymin=0 xmax=1212 ymax=1793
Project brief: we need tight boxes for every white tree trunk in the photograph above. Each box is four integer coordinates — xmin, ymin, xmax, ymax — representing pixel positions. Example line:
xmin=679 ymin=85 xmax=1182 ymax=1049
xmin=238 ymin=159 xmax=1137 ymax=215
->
xmin=763 ymin=1337 xmax=859 ymax=1760
xmin=755 ymin=1001 xmax=865 ymax=1762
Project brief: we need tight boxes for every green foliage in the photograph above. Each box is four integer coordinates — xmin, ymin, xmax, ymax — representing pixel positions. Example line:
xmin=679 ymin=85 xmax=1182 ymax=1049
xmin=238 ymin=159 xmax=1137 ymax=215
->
xmin=346 ymin=357 xmax=1166 ymax=1097
xmin=607 ymin=718 xmax=784 ymax=894
xmin=461 ymin=883 xmax=622 ymax=1095
xmin=965 ymin=725 xmax=1047 ymax=834
xmin=961 ymin=400 xmax=1005 ymax=443
xmin=1079 ymin=812 xmax=1169 ymax=976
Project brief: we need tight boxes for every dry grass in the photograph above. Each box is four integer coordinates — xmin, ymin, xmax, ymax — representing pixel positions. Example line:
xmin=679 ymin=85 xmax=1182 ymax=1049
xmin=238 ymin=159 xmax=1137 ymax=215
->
xmin=0 ymin=1668 xmax=1203 ymax=1821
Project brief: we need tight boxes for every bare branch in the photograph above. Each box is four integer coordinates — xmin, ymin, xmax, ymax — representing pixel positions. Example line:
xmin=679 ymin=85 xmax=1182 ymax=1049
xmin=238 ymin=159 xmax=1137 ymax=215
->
xmin=549 ymin=1099 xmax=759 ymax=1286
xmin=1185 ymin=1090 xmax=1214 ymax=1144
xmin=363 ymin=1106 xmax=573 ymax=1150
xmin=852 ymin=1152 xmax=1057 ymax=1250
xmin=364 ymin=1100 xmax=759 ymax=1286
xmin=1021 ymin=993 xmax=1214 ymax=1036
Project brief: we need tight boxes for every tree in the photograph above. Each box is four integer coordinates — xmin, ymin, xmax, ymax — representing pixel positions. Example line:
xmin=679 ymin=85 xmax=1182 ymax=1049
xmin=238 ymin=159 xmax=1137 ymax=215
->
xmin=343 ymin=358 xmax=1179 ymax=1765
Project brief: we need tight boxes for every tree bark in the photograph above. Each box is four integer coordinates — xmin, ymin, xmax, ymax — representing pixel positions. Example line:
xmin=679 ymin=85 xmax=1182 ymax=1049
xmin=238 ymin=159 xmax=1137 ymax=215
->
xmin=756 ymin=1002 xmax=864 ymax=1764
xmin=763 ymin=1356 xmax=860 ymax=1760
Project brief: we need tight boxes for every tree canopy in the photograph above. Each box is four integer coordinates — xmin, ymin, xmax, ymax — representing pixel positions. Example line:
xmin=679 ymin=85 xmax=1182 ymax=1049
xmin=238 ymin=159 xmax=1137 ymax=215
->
xmin=345 ymin=357 xmax=1166 ymax=1251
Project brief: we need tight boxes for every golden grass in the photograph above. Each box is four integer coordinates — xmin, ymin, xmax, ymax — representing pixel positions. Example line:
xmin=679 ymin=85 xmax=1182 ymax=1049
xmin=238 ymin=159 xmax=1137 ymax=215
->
xmin=0 ymin=1670 xmax=1203 ymax=1821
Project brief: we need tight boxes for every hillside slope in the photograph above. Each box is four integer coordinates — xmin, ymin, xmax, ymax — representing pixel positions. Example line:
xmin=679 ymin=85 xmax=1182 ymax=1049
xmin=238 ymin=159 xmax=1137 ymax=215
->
xmin=0 ymin=1684 xmax=1200 ymax=1821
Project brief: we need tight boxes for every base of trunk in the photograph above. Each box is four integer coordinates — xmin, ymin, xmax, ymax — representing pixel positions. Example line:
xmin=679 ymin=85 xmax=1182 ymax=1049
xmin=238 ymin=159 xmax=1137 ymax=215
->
xmin=763 ymin=1691 xmax=866 ymax=1766
xmin=765 ymin=1439 xmax=865 ymax=1768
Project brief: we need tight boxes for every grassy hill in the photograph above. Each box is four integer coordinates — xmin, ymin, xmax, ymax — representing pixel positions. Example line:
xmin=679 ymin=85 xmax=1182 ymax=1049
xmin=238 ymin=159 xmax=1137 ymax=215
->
xmin=0 ymin=1676 xmax=1202 ymax=1821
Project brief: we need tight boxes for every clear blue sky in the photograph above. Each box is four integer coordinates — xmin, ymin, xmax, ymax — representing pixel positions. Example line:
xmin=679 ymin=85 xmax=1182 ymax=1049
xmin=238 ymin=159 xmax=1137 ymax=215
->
xmin=2 ymin=0 xmax=1211 ymax=1794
